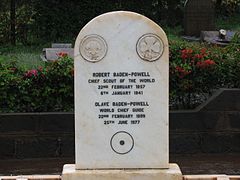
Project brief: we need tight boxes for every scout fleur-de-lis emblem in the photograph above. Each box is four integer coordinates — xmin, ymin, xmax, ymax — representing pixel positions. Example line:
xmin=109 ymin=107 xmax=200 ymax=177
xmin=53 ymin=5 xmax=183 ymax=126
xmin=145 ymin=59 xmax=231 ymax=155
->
xmin=80 ymin=35 xmax=107 ymax=62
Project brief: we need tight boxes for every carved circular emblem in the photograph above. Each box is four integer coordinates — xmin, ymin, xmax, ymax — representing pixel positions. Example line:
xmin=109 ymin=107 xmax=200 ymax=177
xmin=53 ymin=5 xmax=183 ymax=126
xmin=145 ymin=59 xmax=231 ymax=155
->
xmin=80 ymin=35 xmax=107 ymax=62
xmin=136 ymin=34 xmax=164 ymax=61
xmin=110 ymin=131 xmax=134 ymax=155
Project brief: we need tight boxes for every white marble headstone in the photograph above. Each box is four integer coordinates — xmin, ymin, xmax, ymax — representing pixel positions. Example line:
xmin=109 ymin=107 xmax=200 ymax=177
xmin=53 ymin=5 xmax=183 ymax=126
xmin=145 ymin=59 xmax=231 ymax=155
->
xmin=74 ymin=11 xmax=169 ymax=169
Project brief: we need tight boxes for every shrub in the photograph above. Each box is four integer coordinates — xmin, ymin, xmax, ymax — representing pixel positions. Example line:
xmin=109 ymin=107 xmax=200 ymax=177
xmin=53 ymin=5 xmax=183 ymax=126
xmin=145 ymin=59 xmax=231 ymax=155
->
xmin=0 ymin=60 xmax=23 ymax=112
xmin=214 ymin=33 xmax=240 ymax=88
xmin=0 ymin=55 xmax=74 ymax=112
xmin=169 ymin=39 xmax=240 ymax=109
xmin=169 ymin=41 xmax=218 ymax=109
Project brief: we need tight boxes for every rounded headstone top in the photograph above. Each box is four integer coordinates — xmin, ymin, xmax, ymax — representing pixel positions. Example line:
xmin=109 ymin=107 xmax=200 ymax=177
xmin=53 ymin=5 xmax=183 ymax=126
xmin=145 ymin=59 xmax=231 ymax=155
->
xmin=74 ymin=11 xmax=168 ymax=63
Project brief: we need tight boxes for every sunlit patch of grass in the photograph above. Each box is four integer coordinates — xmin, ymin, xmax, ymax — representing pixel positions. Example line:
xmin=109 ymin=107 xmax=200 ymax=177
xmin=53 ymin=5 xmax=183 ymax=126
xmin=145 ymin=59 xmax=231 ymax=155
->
xmin=10 ymin=52 xmax=44 ymax=69
xmin=0 ymin=45 xmax=45 ymax=70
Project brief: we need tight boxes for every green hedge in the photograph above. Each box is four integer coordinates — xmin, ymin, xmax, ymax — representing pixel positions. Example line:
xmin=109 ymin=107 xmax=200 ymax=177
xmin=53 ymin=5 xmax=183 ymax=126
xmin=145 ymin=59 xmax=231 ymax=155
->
xmin=1 ymin=38 xmax=240 ymax=112
xmin=0 ymin=54 xmax=74 ymax=112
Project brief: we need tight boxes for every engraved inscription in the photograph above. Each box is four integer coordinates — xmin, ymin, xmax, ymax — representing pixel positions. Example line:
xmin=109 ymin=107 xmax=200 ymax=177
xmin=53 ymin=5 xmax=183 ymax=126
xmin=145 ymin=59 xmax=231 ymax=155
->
xmin=136 ymin=34 xmax=164 ymax=61
xmin=80 ymin=35 xmax=107 ymax=62
xmin=90 ymin=71 xmax=155 ymax=128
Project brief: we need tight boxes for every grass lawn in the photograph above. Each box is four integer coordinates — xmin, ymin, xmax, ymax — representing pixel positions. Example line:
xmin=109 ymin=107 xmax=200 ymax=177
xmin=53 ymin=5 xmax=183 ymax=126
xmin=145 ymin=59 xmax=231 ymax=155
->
xmin=0 ymin=45 xmax=46 ymax=70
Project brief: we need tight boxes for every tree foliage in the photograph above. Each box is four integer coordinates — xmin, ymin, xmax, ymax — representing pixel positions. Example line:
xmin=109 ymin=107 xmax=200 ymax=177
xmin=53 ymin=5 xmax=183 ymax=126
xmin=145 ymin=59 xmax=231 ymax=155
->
xmin=0 ymin=0 xmax=185 ymax=44
xmin=215 ymin=0 xmax=240 ymax=14
xmin=0 ymin=0 xmax=239 ymax=44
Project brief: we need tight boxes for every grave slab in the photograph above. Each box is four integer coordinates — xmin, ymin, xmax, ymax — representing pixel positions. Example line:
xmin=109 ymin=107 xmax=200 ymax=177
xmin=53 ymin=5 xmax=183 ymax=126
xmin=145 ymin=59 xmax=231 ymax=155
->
xmin=74 ymin=11 xmax=169 ymax=169
xmin=51 ymin=43 xmax=72 ymax=48
xmin=62 ymin=10 xmax=182 ymax=180
xmin=62 ymin=164 xmax=182 ymax=180
xmin=44 ymin=48 xmax=74 ymax=61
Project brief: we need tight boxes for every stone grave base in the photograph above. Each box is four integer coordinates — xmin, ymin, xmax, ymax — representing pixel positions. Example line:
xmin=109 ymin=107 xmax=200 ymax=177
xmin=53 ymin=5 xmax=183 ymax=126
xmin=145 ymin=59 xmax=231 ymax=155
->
xmin=62 ymin=164 xmax=182 ymax=180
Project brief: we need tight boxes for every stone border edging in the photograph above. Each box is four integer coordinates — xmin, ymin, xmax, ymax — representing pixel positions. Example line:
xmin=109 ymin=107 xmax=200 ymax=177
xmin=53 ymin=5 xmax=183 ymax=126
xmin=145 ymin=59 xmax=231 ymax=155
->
xmin=0 ymin=174 xmax=240 ymax=180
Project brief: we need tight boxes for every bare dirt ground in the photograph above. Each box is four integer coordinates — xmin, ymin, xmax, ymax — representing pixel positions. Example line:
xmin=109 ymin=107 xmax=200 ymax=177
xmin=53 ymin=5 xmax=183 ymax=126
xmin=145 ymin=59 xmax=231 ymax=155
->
xmin=0 ymin=154 xmax=239 ymax=176
xmin=170 ymin=153 xmax=240 ymax=175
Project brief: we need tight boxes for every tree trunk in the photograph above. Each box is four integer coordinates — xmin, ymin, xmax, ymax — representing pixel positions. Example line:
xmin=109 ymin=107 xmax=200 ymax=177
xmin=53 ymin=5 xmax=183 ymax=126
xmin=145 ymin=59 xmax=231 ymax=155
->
xmin=10 ymin=0 xmax=16 ymax=45
xmin=216 ymin=0 xmax=222 ymax=9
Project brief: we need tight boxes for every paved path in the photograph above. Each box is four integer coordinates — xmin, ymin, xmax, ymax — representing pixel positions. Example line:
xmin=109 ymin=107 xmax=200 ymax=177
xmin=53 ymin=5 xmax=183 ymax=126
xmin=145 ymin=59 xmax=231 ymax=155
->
xmin=0 ymin=154 xmax=239 ymax=176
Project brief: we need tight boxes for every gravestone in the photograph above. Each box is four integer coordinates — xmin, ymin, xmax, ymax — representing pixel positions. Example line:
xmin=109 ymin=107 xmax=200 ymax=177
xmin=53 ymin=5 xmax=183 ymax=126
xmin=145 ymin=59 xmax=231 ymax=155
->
xmin=41 ymin=43 xmax=73 ymax=61
xmin=200 ymin=30 xmax=236 ymax=46
xmin=184 ymin=0 xmax=215 ymax=36
xmin=51 ymin=43 xmax=72 ymax=48
xmin=62 ymin=11 xmax=182 ymax=180
xmin=44 ymin=48 xmax=74 ymax=61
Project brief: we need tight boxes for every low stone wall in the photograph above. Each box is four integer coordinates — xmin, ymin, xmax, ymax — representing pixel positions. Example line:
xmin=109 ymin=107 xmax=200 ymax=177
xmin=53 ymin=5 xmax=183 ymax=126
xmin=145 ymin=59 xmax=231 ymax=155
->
xmin=0 ymin=112 xmax=74 ymax=159
xmin=0 ymin=89 xmax=239 ymax=159
xmin=170 ymin=88 xmax=240 ymax=154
